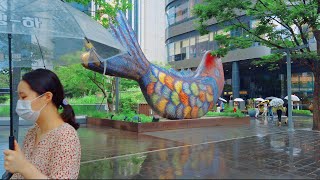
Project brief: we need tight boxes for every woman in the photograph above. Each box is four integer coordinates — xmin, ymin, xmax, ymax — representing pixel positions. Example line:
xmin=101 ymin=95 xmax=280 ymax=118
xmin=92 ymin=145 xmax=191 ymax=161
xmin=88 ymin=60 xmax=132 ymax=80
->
xmin=267 ymin=101 xmax=274 ymax=120
xmin=262 ymin=100 xmax=268 ymax=118
xmin=284 ymin=102 xmax=289 ymax=124
xmin=275 ymin=105 xmax=285 ymax=126
xmin=3 ymin=69 xmax=81 ymax=179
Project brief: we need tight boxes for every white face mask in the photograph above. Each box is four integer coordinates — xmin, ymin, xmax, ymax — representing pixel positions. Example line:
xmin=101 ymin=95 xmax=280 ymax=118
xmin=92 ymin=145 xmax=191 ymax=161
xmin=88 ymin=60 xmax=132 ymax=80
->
xmin=16 ymin=94 xmax=47 ymax=122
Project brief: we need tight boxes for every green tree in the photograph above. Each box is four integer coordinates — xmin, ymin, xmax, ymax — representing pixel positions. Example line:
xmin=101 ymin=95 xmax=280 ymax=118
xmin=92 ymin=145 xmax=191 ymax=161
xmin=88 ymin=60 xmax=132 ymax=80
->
xmin=0 ymin=69 xmax=9 ymax=88
xmin=66 ymin=0 xmax=132 ymax=27
xmin=54 ymin=64 xmax=112 ymax=98
xmin=66 ymin=0 xmax=132 ymax=111
xmin=193 ymin=0 xmax=320 ymax=130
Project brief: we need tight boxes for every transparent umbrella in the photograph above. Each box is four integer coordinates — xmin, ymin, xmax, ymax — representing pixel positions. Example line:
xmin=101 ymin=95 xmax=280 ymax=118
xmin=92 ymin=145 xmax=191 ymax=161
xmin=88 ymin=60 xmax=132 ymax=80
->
xmin=234 ymin=98 xmax=244 ymax=102
xmin=270 ymin=98 xmax=284 ymax=107
xmin=0 ymin=1 xmax=126 ymax=178
xmin=0 ymin=0 xmax=125 ymax=68
xmin=254 ymin=98 xmax=264 ymax=102
xmin=284 ymin=95 xmax=300 ymax=102
xmin=218 ymin=97 xmax=227 ymax=102
xmin=265 ymin=96 xmax=277 ymax=100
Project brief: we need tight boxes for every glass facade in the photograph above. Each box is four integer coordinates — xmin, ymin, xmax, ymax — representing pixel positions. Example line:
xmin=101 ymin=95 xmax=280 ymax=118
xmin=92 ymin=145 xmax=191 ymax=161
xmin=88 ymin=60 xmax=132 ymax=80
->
xmin=166 ymin=0 xmax=199 ymax=27
xmin=167 ymin=32 xmax=219 ymax=62
xmin=292 ymin=72 xmax=314 ymax=104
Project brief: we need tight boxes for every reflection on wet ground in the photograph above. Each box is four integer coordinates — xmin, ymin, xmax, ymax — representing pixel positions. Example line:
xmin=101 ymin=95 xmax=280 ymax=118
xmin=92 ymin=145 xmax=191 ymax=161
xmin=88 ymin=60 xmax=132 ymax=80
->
xmin=0 ymin=117 xmax=319 ymax=179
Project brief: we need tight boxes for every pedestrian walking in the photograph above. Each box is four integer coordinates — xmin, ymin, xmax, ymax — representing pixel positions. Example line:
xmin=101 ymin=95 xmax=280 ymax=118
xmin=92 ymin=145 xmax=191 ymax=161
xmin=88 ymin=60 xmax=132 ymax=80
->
xmin=275 ymin=105 xmax=285 ymax=126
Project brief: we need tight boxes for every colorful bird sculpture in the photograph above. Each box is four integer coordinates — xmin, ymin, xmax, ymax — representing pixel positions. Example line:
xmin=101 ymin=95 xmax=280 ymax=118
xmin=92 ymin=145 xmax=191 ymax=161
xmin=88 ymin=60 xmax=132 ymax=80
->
xmin=81 ymin=11 xmax=225 ymax=119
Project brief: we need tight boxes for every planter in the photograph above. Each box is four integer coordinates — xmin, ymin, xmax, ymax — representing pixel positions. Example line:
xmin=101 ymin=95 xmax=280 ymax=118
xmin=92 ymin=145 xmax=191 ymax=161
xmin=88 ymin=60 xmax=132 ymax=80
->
xmin=248 ymin=109 xmax=256 ymax=117
xmin=87 ymin=116 xmax=250 ymax=133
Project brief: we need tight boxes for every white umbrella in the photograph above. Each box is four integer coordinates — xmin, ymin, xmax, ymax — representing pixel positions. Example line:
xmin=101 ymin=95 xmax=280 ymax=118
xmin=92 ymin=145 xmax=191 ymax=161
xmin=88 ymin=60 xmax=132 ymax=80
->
xmin=254 ymin=98 xmax=265 ymax=102
xmin=234 ymin=98 xmax=244 ymax=102
xmin=270 ymin=98 xmax=284 ymax=107
xmin=265 ymin=96 xmax=277 ymax=100
xmin=219 ymin=97 xmax=227 ymax=102
xmin=284 ymin=95 xmax=300 ymax=101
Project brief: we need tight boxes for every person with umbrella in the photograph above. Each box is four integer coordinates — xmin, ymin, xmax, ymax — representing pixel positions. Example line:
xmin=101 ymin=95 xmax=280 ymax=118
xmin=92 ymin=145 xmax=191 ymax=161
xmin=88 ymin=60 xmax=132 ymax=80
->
xmin=267 ymin=100 xmax=274 ymax=121
xmin=275 ymin=104 xmax=285 ymax=126
xmin=270 ymin=98 xmax=285 ymax=126
xmin=218 ymin=97 xmax=227 ymax=112
xmin=261 ymin=100 xmax=269 ymax=119
xmin=1 ymin=1 xmax=125 ymax=179
xmin=3 ymin=69 xmax=81 ymax=179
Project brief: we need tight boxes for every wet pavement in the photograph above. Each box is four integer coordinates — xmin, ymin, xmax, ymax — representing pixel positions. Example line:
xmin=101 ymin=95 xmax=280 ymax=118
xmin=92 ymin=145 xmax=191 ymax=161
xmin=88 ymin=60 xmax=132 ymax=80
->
xmin=1 ymin=116 xmax=320 ymax=179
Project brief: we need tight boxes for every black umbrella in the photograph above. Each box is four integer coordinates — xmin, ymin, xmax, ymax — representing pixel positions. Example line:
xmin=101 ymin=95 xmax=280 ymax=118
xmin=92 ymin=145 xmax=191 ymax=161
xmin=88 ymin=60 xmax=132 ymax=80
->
xmin=0 ymin=0 xmax=125 ymax=178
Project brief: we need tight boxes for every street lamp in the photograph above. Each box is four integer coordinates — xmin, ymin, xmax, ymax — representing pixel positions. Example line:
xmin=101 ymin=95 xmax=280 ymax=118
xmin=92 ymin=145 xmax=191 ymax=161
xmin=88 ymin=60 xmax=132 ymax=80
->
xmin=271 ymin=44 xmax=309 ymax=132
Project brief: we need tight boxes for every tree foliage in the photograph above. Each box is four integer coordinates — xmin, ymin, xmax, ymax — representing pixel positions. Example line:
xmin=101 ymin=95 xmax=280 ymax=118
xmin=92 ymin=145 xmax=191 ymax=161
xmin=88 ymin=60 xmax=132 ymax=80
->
xmin=54 ymin=64 xmax=112 ymax=97
xmin=66 ymin=0 xmax=132 ymax=27
xmin=193 ymin=0 xmax=319 ymax=66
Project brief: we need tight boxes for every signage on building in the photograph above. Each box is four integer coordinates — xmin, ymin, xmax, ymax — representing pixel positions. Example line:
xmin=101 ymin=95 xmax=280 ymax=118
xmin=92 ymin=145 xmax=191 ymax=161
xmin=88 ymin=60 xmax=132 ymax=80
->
xmin=240 ymin=91 xmax=248 ymax=95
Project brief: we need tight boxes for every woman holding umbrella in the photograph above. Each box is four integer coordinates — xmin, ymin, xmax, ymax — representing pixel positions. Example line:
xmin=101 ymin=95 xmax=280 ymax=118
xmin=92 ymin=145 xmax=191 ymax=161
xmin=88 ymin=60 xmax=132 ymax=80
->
xmin=3 ymin=69 xmax=81 ymax=179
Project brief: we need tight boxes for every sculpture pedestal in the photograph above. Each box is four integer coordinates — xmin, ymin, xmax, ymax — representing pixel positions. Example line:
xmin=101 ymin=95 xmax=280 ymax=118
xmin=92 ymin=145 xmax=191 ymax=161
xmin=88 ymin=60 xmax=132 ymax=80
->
xmin=87 ymin=116 xmax=250 ymax=133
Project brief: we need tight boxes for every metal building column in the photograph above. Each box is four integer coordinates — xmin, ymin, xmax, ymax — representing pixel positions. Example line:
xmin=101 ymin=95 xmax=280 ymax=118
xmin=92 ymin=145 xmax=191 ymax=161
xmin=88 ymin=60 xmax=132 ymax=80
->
xmin=232 ymin=61 xmax=240 ymax=98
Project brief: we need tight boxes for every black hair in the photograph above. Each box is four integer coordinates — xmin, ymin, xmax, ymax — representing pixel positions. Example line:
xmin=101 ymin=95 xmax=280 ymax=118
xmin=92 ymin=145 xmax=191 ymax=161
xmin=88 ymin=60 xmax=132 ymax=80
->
xmin=22 ymin=69 xmax=79 ymax=130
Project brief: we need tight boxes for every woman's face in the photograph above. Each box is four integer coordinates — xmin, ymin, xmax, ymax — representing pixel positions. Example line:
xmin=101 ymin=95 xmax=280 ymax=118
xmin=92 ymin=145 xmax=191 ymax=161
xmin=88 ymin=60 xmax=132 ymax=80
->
xmin=17 ymin=81 xmax=48 ymax=111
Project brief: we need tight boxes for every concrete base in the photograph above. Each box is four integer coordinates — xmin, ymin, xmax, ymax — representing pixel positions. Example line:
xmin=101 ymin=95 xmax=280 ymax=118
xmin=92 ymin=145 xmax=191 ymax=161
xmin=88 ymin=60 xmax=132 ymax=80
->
xmin=87 ymin=116 xmax=250 ymax=133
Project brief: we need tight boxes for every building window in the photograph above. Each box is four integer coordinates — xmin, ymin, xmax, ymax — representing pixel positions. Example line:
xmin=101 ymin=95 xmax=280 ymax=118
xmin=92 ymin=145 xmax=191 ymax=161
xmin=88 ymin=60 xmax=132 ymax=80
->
xmin=181 ymin=39 xmax=190 ymax=60
xmin=189 ymin=37 xmax=197 ymax=58
xmin=175 ymin=2 xmax=189 ymax=22
xmin=166 ymin=6 xmax=175 ymax=26
xmin=216 ymin=29 xmax=230 ymax=48
xmin=208 ymin=32 xmax=216 ymax=50
xmin=166 ymin=0 xmax=199 ymax=27
xmin=250 ymin=20 xmax=261 ymax=46
xmin=168 ymin=43 xmax=175 ymax=62
xmin=197 ymin=34 xmax=209 ymax=57
xmin=174 ymin=41 xmax=183 ymax=61
xmin=292 ymin=72 xmax=314 ymax=104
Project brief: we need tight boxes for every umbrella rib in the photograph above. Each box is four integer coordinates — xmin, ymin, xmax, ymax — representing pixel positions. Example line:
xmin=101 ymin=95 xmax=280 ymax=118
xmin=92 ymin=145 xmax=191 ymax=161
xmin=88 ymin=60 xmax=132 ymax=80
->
xmin=34 ymin=35 xmax=46 ymax=69
xmin=60 ymin=2 xmax=85 ymax=38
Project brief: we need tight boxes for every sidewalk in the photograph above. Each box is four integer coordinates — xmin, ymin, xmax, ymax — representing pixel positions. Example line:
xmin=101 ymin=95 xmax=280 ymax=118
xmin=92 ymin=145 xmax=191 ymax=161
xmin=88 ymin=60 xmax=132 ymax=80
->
xmin=0 ymin=117 xmax=319 ymax=179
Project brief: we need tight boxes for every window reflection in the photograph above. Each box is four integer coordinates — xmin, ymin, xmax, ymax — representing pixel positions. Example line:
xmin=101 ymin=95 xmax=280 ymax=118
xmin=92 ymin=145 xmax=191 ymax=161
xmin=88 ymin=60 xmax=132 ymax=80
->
xmin=292 ymin=72 xmax=314 ymax=104
xmin=189 ymin=37 xmax=197 ymax=58
xmin=166 ymin=0 xmax=199 ymax=27
xmin=197 ymin=34 xmax=209 ymax=57
xmin=168 ymin=43 xmax=174 ymax=62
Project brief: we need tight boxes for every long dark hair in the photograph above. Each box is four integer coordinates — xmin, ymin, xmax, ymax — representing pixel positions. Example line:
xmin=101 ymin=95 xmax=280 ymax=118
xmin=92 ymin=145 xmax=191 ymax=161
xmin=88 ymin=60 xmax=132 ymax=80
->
xmin=22 ymin=69 xmax=79 ymax=130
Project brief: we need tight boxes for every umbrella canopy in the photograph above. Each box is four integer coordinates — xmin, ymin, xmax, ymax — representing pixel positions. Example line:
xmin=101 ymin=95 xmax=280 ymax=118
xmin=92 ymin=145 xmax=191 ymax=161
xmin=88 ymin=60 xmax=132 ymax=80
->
xmin=0 ymin=0 xmax=126 ymax=68
xmin=218 ymin=97 xmax=227 ymax=102
xmin=234 ymin=98 xmax=244 ymax=102
xmin=270 ymin=98 xmax=284 ymax=107
xmin=265 ymin=96 xmax=277 ymax=100
xmin=284 ymin=95 xmax=300 ymax=102
xmin=254 ymin=98 xmax=265 ymax=102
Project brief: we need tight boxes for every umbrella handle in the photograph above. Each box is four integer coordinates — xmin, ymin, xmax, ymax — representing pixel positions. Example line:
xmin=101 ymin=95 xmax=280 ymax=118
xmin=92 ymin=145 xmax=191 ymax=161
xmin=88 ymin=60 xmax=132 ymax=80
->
xmin=1 ymin=136 xmax=14 ymax=180
xmin=1 ymin=171 xmax=12 ymax=180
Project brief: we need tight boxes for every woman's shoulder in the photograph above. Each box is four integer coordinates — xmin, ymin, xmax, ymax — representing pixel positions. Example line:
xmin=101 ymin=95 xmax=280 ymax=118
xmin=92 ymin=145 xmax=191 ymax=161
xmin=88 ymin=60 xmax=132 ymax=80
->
xmin=53 ymin=123 xmax=80 ymax=143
